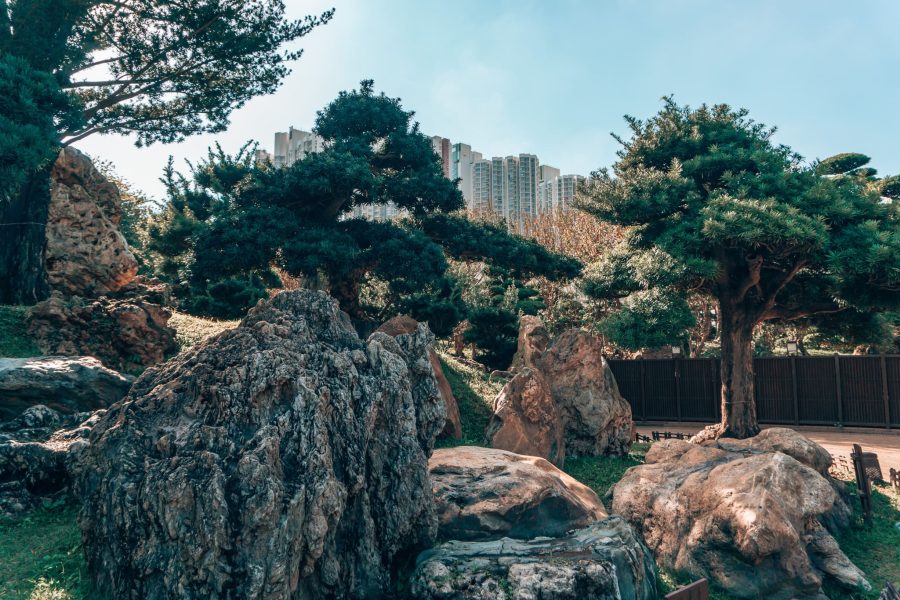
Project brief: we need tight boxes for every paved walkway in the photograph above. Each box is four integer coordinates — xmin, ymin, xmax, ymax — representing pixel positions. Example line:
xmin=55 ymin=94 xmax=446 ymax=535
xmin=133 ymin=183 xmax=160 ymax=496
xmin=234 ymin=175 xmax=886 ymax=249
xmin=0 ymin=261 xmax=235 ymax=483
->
xmin=635 ymin=422 xmax=900 ymax=474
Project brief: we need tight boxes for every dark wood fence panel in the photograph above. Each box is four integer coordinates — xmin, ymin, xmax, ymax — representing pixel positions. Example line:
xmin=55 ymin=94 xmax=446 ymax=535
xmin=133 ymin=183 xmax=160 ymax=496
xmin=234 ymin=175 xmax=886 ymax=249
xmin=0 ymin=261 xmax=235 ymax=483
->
xmin=839 ymin=357 xmax=885 ymax=426
xmin=643 ymin=360 xmax=678 ymax=420
xmin=795 ymin=357 xmax=839 ymax=424
xmin=678 ymin=358 xmax=718 ymax=422
xmin=887 ymin=356 xmax=900 ymax=427
xmin=755 ymin=358 xmax=795 ymax=424
xmin=609 ymin=355 xmax=899 ymax=429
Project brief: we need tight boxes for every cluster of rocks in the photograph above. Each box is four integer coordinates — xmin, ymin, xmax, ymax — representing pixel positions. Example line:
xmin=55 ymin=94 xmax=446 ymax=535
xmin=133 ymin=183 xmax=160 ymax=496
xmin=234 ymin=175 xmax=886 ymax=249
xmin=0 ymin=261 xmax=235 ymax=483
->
xmin=412 ymin=446 xmax=658 ymax=599
xmin=26 ymin=148 xmax=177 ymax=374
xmin=26 ymin=279 xmax=177 ymax=374
xmin=486 ymin=317 xmax=633 ymax=466
xmin=611 ymin=428 xmax=871 ymax=599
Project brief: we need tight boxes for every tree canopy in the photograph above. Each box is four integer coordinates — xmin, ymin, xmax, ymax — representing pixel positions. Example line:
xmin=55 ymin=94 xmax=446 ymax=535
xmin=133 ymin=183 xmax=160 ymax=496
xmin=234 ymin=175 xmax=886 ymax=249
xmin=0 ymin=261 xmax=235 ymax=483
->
xmin=151 ymin=81 xmax=580 ymax=330
xmin=579 ymin=98 xmax=900 ymax=438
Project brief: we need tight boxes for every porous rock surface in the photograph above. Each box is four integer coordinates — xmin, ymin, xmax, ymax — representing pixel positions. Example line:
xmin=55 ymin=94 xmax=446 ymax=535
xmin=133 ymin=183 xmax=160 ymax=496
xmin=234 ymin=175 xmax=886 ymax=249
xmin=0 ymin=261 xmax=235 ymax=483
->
xmin=610 ymin=429 xmax=870 ymax=599
xmin=377 ymin=315 xmax=462 ymax=439
xmin=487 ymin=326 xmax=633 ymax=464
xmin=75 ymin=290 xmax=446 ymax=599
xmin=411 ymin=516 xmax=658 ymax=600
xmin=47 ymin=147 xmax=138 ymax=296
xmin=510 ymin=314 xmax=550 ymax=371
xmin=430 ymin=446 xmax=606 ymax=541
xmin=0 ymin=356 xmax=132 ymax=421
xmin=0 ymin=405 xmax=102 ymax=516
xmin=26 ymin=280 xmax=176 ymax=373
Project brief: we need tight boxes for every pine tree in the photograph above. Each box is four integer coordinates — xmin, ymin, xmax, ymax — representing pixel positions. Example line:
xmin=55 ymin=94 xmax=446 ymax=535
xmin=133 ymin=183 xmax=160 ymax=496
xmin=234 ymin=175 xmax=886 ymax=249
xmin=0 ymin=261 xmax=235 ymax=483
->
xmin=579 ymin=99 xmax=900 ymax=439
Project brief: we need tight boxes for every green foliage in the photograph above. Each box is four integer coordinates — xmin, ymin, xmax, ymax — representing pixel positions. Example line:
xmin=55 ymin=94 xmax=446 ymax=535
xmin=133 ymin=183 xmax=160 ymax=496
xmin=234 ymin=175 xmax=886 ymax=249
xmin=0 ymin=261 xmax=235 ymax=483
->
xmin=0 ymin=54 xmax=81 ymax=202
xmin=597 ymin=289 xmax=695 ymax=351
xmin=152 ymin=82 xmax=578 ymax=327
xmin=463 ymin=306 xmax=519 ymax=371
xmin=0 ymin=305 xmax=41 ymax=357
xmin=0 ymin=0 xmax=333 ymax=146
xmin=815 ymin=152 xmax=871 ymax=175
xmin=562 ymin=449 xmax=646 ymax=499
xmin=579 ymin=98 xmax=900 ymax=351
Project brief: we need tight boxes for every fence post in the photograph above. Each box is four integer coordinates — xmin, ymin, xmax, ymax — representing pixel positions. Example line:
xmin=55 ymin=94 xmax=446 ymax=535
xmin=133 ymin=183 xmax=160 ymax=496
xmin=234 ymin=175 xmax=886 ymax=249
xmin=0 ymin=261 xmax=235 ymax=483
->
xmin=791 ymin=356 xmax=800 ymax=426
xmin=674 ymin=357 xmax=682 ymax=422
xmin=639 ymin=357 xmax=647 ymax=422
xmin=834 ymin=355 xmax=843 ymax=428
xmin=881 ymin=354 xmax=891 ymax=429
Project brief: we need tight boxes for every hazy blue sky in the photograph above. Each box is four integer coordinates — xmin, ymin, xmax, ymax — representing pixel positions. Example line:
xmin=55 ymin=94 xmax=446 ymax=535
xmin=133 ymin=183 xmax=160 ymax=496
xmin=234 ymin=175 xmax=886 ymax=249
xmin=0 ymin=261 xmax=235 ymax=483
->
xmin=80 ymin=0 xmax=900 ymax=201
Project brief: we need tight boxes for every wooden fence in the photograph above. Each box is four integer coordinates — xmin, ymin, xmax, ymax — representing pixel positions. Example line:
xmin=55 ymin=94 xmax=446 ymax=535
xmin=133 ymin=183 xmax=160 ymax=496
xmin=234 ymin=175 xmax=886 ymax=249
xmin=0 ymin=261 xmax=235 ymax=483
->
xmin=608 ymin=355 xmax=900 ymax=428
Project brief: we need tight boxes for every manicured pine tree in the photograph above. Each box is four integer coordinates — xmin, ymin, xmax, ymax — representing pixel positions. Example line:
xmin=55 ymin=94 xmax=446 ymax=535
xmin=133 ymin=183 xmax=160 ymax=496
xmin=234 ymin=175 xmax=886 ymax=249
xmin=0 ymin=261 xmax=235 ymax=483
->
xmin=151 ymin=81 xmax=581 ymax=331
xmin=579 ymin=99 xmax=900 ymax=439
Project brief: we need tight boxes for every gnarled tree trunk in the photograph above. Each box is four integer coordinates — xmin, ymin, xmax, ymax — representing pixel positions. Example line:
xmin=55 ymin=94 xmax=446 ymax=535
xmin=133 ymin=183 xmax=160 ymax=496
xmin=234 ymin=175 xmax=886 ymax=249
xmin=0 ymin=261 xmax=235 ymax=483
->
xmin=715 ymin=301 xmax=760 ymax=439
xmin=0 ymin=165 xmax=53 ymax=304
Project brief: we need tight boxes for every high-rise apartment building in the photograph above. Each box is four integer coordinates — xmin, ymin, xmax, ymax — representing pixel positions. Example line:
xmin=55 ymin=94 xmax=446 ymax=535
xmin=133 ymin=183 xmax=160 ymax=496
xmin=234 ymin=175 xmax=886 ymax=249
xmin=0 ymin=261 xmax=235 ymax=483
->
xmin=450 ymin=143 xmax=483 ymax=209
xmin=517 ymin=154 xmax=540 ymax=218
xmin=430 ymin=136 xmax=451 ymax=178
xmin=471 ymin=159 xmax=494 ymax=212
xmin=273 ymin=127 xmax=324 ymax=168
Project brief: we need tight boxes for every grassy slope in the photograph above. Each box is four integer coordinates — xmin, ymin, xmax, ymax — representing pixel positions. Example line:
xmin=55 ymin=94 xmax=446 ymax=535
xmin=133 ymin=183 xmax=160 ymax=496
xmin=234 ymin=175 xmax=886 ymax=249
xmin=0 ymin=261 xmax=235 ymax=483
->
xmin=0 ymin=306 xmax=41 ymax=357
xmin=0 ymin=502 xmax=96 ymax=600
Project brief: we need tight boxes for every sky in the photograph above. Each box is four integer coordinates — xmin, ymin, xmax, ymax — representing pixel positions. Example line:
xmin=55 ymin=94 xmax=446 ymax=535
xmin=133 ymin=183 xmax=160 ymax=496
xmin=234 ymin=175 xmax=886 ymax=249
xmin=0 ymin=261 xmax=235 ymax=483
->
xmin=80 ymin=0 xmax=900 ymax=202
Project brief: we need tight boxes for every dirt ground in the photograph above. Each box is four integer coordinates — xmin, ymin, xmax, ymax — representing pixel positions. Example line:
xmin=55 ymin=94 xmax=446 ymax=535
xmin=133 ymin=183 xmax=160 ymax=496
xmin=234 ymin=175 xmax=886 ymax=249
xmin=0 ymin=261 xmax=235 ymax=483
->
xmin=635 ymin=422 xmax=900 ymax=476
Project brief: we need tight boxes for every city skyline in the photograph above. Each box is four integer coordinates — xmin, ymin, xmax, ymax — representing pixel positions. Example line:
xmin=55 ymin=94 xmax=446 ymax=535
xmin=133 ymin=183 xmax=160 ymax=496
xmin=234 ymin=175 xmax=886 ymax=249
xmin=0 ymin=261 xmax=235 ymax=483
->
xmin=78 ymin=0 xmax=900 ymax=202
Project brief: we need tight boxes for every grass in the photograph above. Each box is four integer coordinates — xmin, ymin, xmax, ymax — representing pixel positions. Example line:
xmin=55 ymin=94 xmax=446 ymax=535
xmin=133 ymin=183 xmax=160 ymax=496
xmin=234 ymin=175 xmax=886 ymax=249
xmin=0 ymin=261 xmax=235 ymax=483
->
xmin=167 ymin=311 xmax=238 ymax=352
xmin=434 ymin=351 xmax=503 ymax=448
xmin=0 ymin=305 xmax=41 ymax=358
xmin=0 ymin=501 xmax=96 ymax=600
xmin=823 ymin=480 xmax=900 ymax=599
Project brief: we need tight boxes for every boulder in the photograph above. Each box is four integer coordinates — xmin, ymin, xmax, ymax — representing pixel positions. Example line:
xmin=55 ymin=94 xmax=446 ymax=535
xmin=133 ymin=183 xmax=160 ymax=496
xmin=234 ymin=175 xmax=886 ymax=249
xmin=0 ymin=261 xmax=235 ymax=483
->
xmin=75 ymin=290 xmax=446 ymax=599
xmin=0 ymin=405 xmax=102 ymax=516
xmin=484 ymin=368 xmax=565 ymax=465
xmin=537 ymin=330 xmax=633 ymax=457
xmin=487 ymin=328 xmax=633 ymax=463
xmin=377 ymin=315 xmax=462 ymax=439
xmin=411 ymin=516 xmax=657 ymax=600
xmin=0 ymin=356 xmax=132 ymax=421
xmin=430 ymin=446 xmax=606 ymax=541
xmin=26 ymin=281 xmax=176 ymax=374
xmin=510 ymin=315 xmax=550 ymax=371
xmin=610 ymin=431 xmax=870 ymax=599
xmin=46 ymin=147 xmax=138 ymax=297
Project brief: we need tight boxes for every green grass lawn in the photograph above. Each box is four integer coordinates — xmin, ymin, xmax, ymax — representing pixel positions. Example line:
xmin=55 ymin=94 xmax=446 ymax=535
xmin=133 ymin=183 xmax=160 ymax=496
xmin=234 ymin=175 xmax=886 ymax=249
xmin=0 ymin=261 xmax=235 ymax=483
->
xmin=0 ymin=501 xmax=97 ymax=600
xmin=0 ymin=305 xmax=41 ymax=358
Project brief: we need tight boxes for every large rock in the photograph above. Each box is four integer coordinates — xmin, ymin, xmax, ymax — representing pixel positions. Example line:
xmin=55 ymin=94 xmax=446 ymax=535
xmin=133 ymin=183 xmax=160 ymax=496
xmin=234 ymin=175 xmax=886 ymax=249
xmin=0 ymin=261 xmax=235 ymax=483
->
xmin=0 ymin=405 xmax=102 ymax=516
xmin=75 ymin=290 xmax=446 ymax=599
xmin=377 ymin=315 xmax=462 ymax=439
xmin=0 ymin=356 xmax=132 ymax=421
xmin=484 ymin=368 xmax=565 ymax=465
xmin=47 ymin=147 xmax=138 ymax=297
xmin=430 ymin=446 xmax=606 ymax=542
xmin=26 ymin=281 xmax=176 ymax=374
xmin=411 ymin=516 xmax=658 ymax=600
xmin=487 ymin=328 xmax=633 ymax=464
xmin=611 ymin=430 xmax=869 ymax=599
xmin=510 ymin=315 xmax=550 ymax=371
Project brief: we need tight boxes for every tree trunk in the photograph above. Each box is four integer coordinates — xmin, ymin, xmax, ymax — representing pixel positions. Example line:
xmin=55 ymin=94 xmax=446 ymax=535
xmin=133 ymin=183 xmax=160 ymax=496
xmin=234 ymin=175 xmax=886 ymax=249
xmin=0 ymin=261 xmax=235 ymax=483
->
xmin=0 ymin=165 xmax=53 ymax=304
xmin=715 ymin=302 xmax=760 ymax=439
